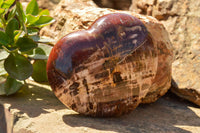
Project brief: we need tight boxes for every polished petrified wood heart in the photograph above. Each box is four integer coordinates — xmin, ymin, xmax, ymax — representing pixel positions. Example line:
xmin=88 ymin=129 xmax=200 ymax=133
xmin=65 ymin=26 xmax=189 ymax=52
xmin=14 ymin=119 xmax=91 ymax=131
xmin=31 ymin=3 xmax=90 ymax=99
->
xmin=47 ymin=13 xmax=159 ymax=117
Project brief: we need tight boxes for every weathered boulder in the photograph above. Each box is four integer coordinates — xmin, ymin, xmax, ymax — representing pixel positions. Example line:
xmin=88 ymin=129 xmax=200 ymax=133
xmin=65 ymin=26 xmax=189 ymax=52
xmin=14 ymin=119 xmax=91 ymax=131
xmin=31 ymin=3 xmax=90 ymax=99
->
xmin=130 ymin=0 xmax=155 ymax=16
xmin=93 ymin=0 xmax=132 ymax=10
xmin=41 ymin=0 xmax=173 ymax=116
xmin=20 ymin=0 xmax=61 ymax=11
xmin=130 ymin=0 xmax=200 ymax=106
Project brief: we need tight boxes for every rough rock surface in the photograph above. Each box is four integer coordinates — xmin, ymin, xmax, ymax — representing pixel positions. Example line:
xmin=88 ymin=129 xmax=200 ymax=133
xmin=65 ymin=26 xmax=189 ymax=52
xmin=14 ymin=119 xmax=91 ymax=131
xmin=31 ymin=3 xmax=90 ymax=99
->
xmin=20 ymin=0 xmax=61 ymax=11
xmin=130 ymin=0 xmax=200 ymax=106
xmin=0 ymin=104 xmax=13 ymax=133
xmin=93 ymin=0 xmax=132 ymax=10
xmin=0 ymin=80 xmax=200 ymax=133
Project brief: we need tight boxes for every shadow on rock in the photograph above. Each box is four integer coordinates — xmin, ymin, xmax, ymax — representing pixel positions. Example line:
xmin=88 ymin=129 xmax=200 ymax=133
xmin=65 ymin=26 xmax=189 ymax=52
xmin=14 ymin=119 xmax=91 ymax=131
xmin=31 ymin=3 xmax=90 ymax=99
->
xmin=0 ymin=81 xmax=66 ymax=118
xmin=62 ymin=92 xmax=200 ymax=133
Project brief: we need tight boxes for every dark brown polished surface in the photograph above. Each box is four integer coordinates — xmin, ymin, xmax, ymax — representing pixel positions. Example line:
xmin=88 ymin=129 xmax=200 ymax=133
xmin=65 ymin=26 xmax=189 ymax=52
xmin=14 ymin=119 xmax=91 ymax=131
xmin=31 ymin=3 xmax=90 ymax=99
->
xmin=47 ymin=13 xmax=157 ymax=117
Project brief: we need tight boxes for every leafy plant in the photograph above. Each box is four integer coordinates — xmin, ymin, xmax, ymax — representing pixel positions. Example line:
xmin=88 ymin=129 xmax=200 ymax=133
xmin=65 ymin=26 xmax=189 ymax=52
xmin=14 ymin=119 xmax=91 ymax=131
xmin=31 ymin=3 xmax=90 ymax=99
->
xmin=0 ymin=0 xmax=55 ymax=95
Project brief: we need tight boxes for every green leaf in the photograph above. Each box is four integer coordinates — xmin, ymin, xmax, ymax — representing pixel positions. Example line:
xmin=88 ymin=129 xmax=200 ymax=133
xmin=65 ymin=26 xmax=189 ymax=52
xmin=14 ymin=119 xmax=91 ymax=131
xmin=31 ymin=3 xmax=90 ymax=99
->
xmin=30 ymin=35 xmax=55 ymax=44
xmin=0 ymin=61 xmax=7 ymax=76
xmin=0 ymin=49 xmax=9 ymax=61
xmin=7 ymin=7 xmax=16 ymax=22
xmin=32 ymin=16 xmax=55 ymax=27
xmin=0 ymin=31 xmax=9 ymax=46
xmin=16 ymin=2 xmax=26 ymax=27
xmin=5 ymin=46 xmax=18 ymax=52
xmin=4 ymin=76 xmax=23 ymax=95
xmin=39 ymin=9 xmax=49 ymax=16
xmin=27 ymin=28 xmax=39 ymax=35
xmin=0 ymin=21 xmax=3 ymax=28
xmin=0 ymin=1 xmax=3 ymax=7
xmin=0 ymin=8 xmax=5 ymax=15
xmin=6 ymin=18 xmax=19 ymax=41
xmin=14 ymin=30 xmax=21 ymax=42
xmin=26 ymin=0 xmax=39 ymax=16
xmin=34 ymin=47 xmax=46 ymax=55
xmin=0 ymin=84 xmax=6 ymax=95
xmin=0 ymin=50 xmax=9 ymax=76
xmin=28 ymin=35 xmax=53 ymax=59
xmin=0 ymin=83 xmax=6 ymax=95
xmin=16 ymin=37 xmax=38 ymax=52
xmin=1 ymin=0 xmax=15 ymax=9
xmin=32 ymin=60 xmax=48 ymax=82
xmin=37 ymin=42 xmax=53 ymax=56
xmin=26 ymin=14 xmax=40 ymax=25
xmin=28 ymin=47 xmax=48 ymax=60
xmin=28 ymin=54 xmax=48 ymax=60
xmin=0 ymin=75 xmax=7 ymax=95
xmin=4 ymin=53 xmax=33 ymax=80
xmin=21 ymin=49 xmax=34 ymax=55
xmin=33 ymin=36 xmax=53 ymax=55
xmin=30 ymin=35 xmax=40 ymax=41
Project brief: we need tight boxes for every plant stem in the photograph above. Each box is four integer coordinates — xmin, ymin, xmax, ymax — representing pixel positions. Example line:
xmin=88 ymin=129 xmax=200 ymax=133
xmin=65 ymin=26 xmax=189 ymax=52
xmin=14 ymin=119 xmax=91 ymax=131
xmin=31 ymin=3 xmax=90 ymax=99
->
xmin=0 ymin=58 xmax=5 ymax=62
xmin=16 ymin=2 xmax=28 ymax=35
xmin=0 ymin=15 xmax=6 ymax=29
xmin=24 ymin=80 xmax=27 ymax=84
xmin=2 ymin=46 xmax=11 ymax=53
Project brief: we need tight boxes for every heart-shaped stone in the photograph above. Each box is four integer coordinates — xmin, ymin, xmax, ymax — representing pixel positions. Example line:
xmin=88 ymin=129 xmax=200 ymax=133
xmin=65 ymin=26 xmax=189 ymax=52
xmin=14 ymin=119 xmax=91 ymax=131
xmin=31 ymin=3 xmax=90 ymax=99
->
xmin=47 ymin=13 xmax=158 ymax=117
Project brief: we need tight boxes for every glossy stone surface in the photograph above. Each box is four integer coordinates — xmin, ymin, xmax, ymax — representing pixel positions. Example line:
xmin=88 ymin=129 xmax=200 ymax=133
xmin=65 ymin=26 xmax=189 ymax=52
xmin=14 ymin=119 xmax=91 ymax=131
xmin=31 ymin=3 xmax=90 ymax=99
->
xmin=47 ymin=13 xmax=158 ymax=117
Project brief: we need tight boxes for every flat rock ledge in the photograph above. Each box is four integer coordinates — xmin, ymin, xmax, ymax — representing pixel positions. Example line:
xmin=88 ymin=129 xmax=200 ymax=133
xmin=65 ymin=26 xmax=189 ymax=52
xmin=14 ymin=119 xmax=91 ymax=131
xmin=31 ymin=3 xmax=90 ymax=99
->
xmin=0 ymin=80 xmax=200 ymax=133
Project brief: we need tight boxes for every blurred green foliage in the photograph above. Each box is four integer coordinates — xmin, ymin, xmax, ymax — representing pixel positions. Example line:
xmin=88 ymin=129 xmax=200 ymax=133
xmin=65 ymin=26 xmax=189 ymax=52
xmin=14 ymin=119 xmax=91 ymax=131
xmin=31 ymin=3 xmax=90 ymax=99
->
xmin=0 ymin=0 xmax=55 ymax=95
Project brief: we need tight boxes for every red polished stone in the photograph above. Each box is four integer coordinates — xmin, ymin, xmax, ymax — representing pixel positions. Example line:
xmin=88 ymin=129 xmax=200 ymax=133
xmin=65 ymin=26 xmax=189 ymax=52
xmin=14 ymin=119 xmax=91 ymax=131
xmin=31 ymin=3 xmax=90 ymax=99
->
xmin=47 ymin=13 xmax=157 ymax=117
